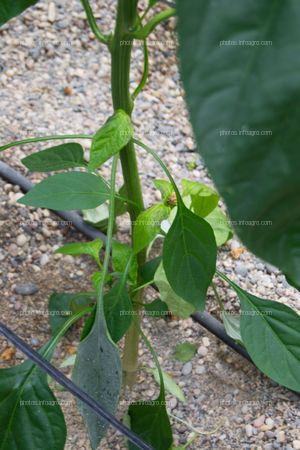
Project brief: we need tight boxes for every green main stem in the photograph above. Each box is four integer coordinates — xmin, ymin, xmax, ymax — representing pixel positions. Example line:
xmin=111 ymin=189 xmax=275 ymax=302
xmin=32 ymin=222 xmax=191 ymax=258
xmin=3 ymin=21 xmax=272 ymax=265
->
xmin=111 ymin=0 xmax=145 ymax=385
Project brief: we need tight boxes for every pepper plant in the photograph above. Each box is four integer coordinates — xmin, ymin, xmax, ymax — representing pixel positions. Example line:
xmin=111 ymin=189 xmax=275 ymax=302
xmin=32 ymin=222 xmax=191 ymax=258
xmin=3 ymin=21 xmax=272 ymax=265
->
xmin=1 ymin=1 xmax=300 ymax=450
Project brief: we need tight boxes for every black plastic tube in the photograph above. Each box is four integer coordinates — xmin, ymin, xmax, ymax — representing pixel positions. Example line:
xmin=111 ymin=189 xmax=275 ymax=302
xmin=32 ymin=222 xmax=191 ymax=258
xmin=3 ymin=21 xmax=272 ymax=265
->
xmin=191 ymin=311 xmax=252 ymax=361
xmin=0 ymin=322 xmax=153 ymax=450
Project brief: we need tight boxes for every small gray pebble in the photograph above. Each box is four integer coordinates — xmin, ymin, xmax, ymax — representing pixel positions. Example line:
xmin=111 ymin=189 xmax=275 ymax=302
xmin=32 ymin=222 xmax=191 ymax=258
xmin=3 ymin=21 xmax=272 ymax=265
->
xmin=197 ymin=346 xmax=208 ymax=357
xmin=265 ymin=431 xmax=275 ymax=438
xmin=14 ymin=282 xmax=39 ymax=296
xmin=245 ymin=424 xmax=253 ymax=437
xmin=168 ymin=397 xmax=177 ymax=410
xmin=31 ymin=338 xmax=39 ymax=346
xmin=195 ymin=366 xmax=206 ymax=375
xmin=40 ymin=254 xmax=49 ymax=266
xmin=182 ymin=362 xmax=192 ymax=376
xmin=263 ymin=445 xmax=273 ymax=450
xmin=56 ymin=19 xmax=69 ymax=29
xmin=235 ymin=262 xmax=248 ymax=277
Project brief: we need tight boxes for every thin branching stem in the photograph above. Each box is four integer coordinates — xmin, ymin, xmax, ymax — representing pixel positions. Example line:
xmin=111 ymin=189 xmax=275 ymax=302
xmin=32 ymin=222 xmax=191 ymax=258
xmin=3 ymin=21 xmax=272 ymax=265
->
xmin=80 ymin=0 xmax=110 ymax=45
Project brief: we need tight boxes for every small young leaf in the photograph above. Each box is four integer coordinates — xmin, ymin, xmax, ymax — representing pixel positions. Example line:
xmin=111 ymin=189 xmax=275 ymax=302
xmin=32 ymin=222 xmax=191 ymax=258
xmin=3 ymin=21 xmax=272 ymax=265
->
xmin=154 ymin=263 xmax=195 ymax=319
xmin=0 ymin=0 xmax=39 ymax=26
xmin=173 ymin=342 xmax=198 ymax=363
xmin=221 ymin=274 xmax=300 ymax=392
xmin=21 ymin=143 xmax=85 ymax=172
xmin=221 ymin=312 xmax=243 ymax=344
xmin=153 ymin=179 xmax=174 ymax=203
xmin=112 ymin=241 xmax=138 ymax=285
xmin=163 ymin=202 xmax=217 ymax=310
xmin=144 ymin=299 xmax=170 ymax=318
xmin=104 ymin=282 xmax=133 ymax=343
xmin=55 ymin=239 xmax=103 ymax=266
xmin=0 ymin=358 xmax=66 ymax=450
xmin=88 ymin=110 xmax=133 ymax=171
xmin=182 ymin=179 xmax=219 ymax=217
xmin=150 ymin=368 xmax=186 ymax=402
xmin=18 ymin=172 xmax=110 ymax=211
xmin=133 ymin=204 xmax=170 ymax=253
xmin=205 ymin=207 xmax=232 ymax=247
xmin=48 ymin=292 xmax=95 ymax=334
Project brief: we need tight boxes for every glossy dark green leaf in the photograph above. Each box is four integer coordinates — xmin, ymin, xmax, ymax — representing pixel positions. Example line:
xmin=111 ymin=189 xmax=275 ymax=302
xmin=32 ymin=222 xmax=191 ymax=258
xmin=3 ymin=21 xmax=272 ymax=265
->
xmin=21 ymin=143 xmax=85 ymax=172
xmin=178 ymin=0 xmax=300 ymax=288
xmin=154 ymin=263 xmax=195 ymax=319
xmin=72 ymin=304 xmax=121 ymax=449
xmin=0 ymin=360 xmax=66 ymax=450
xmin=55 ymin=239 xmax=103 ymax=266
xmin=128 ymin=384 xmax=172 ymax=450
xmin=140 ymin=256 xmax=162 ymax=284
xmin=0 ymin=0 xmax=38 ymax=26
xmin=88 ymin=110 xmax=133 ymax=171
xmin=133 ymin=204 xmax=170 ymax=253
xmin=48 ymin=292 xmax=95 ymax=334
xmin=222 ymin=274 xmax=300 ymax=392
xmin=163 ymin=202 xmax=217 ymax=310
xmin=104 ymin=282 xmax=133 ymax=343
xmin=173 ymin=342 xmax=198 ymax=363
xmin=18 ymin=172 xmax=110 ymax=211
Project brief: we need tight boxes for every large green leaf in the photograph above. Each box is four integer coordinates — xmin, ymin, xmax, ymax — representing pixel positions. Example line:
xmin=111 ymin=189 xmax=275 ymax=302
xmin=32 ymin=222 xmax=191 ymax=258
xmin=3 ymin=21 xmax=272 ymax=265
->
xmin=0 ymin=0 xmax=38 ymax=26
xmin=163 ymin=203 xmax=217 ymax=310
xmin=221 ymin=273 xmax=300 ymax=392
xmin=104 ymin=282 xmax=133 ymax=343
xmin=133 ymin=204 xmax=170 ymax=253
xmin=88 ymin=110 xmax=133 ymax=171
xmin=55 ymin=239 xmax=103 ymax=266
xmin=72 ymin=304 xmax=121 ymax=449
xmin=21 ymin=144 xmax=86 ymax=172
xmin=18 ymin=172 xmax=110 ymax=211
xmin=178 ymin=0 xmax=300 ymax=288
xmin=154 ymin=263 xmax=195 ymax=319
xmin=0 ymin=360 xmax=66 ymax=450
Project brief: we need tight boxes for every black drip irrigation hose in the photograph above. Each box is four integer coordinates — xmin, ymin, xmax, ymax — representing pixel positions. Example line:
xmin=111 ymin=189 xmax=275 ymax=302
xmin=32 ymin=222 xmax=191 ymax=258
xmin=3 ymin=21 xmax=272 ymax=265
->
xmin=0 ymin=161 xmax=299 ymax=399
xmin=191 ymin=311 xmax=252 ymax=362
xmin=0 ymin=322 xmax=153 ymax=450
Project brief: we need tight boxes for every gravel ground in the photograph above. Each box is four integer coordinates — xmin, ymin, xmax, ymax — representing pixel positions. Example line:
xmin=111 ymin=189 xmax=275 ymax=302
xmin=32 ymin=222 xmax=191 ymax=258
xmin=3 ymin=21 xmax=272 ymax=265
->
xmin=0 ymin=1 xmax=299 ymax=449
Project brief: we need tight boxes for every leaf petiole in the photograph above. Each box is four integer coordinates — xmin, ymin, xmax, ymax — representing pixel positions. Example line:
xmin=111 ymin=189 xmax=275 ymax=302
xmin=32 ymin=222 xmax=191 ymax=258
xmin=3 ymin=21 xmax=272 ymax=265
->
xmin=0 ymin=134 xmax=93 ymax=152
